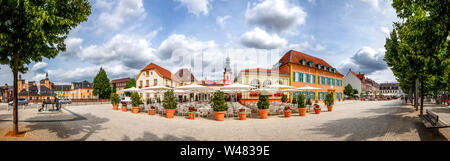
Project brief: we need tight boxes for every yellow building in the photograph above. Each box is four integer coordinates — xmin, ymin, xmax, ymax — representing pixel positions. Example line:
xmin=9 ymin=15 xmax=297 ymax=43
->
xmin=136 ymin=62 xmax=181 ymax=100
xmin=70 ymin=81 xmax=95 ymax=99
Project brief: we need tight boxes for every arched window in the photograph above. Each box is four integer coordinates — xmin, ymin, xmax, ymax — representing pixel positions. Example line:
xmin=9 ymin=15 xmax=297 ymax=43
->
xmin=263 ymin=80 xmax=272 ymax=87
xmin=250 ymin=79 xmax=260 ymax=89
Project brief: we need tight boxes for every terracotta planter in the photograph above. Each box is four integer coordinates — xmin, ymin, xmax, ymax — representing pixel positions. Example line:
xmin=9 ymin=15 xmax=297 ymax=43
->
xmin=149 ymin=109 xmax=156 ymax=115
xmin=239 ymin=113 xmax=247 ymax=120
xmin=132 ymin=107 xmax=140 ymax=114
xmin=327 ymin=106 xmax=333 ymax=112
xmin=188 ymin=112 xmax=195 ymax=120
xmin=284 ymin=110 xmax=291 ymax=118
xmin=121 ymin=104 xmax=127 ymax=112
xmin=165 ymin=109 xmax=175 ymax=118
xmin=314 ymin=108 xmax=321 ymax=114
xmin=298 ymin=108 xmax=306 ymax=116
xmin=214 ymin=111 xmax=226 ymax=121
xmin=258 ymin=109 xmax=269 ymax=119
xmin=113 ymin=104 xmax=119 ymax=110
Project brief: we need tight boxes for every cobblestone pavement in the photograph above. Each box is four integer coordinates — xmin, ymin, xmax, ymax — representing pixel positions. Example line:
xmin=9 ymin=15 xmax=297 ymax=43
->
xmin=0 ymin=100 xmax=446 ymax=141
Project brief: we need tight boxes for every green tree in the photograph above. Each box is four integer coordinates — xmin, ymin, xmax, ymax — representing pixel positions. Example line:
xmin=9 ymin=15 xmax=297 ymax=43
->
xmin=211 ymin=91 xmax=228 ymax=111
xmin=162 ymin=89 xmax=177 ymax=109
xmin=131 ymin=92 xmax=141 ymax=107
xmin=124 ymin=78 xmax=136 ymax=96
xmin=257 ymin=95 xmax=270 ymax=109
xmin=353 ymin=89 xmax=359 ymax=95
xmin=297 ymin=94 xmax=306 ymax=108
xmin=385 ymin=0 xmax=449 ymax=115
xmin=0 ymin=0 xmax=91 ymax=135
xmin=112 ymin=83 xmax=117 ymax=94
xmin=281 ymin=94 xmax=288 ymax=103
xmin=344 ymin=84 xmax=354 ymax=97
xmin=93 ymin=67 xmax=111 ymax=99
xmin=110 ymin=93 xmax=120 ymax=105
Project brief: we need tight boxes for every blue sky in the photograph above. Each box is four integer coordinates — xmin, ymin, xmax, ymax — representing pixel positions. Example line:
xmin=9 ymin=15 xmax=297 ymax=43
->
xmin=0 ymin=0 xmax=399 ymax=85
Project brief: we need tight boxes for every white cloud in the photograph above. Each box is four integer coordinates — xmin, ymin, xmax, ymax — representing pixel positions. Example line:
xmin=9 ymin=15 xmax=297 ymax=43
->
xmin=59 ymin=37 xmax=83 ymax=60
xmin=380 ymin=26 xmax=390 ymax=35
xmin=175 ymin=0 xmax=212 ymax=16
xmin=338 ymin=47 xmax=387 ymax=75
xmin=240 ymin=27 xmax=288 ymax=49
xmin=361 ymin=0 xmax=380 ymax=9
xmin=312 ymin=44 xmax=326 ymax=51
xmin=245 ymin=0 xmax=307 ymax=34
xmin=97 ymin=0 xmax=146 ymax=31
xmin=31 ymin=62 xmax=48 ymax=73
xmin=216 ymin=15 xmax=231 ymax=28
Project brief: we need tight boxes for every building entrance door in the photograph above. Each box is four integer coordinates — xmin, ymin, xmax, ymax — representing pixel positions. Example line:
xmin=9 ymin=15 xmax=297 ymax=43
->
xmin=328 ymin=90 xmax=335 ymax=102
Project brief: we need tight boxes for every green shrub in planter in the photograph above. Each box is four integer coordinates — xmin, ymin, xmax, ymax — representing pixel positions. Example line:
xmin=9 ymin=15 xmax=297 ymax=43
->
xmin=131 ymin=92 xmax=142 ymax=107
xmin=162 ymin=90 xmax=177 ymax=109
xmin=324 ymin=93 xmax=334 ymax=106
xmin=110 ymin=93 xmax=120 ymax=105
xmin=257 ymin=95 xmax=270 ymax=109
xmin=297 ymin=94 xmax=306 ymax=108
xmin=281 ymin=94 xmax=288 ymax=103
xmin=212 ymin=91 xmax=228 ymax=111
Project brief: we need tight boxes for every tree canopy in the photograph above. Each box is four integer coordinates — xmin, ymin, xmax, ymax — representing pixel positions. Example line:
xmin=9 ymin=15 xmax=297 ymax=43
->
xmin=93 ymin=67 xmax=111 ymax=99
xmin=344 ymin=84 xmax=354 ymax=96
xmin=124 ymin=78 xmax=136 ymax=96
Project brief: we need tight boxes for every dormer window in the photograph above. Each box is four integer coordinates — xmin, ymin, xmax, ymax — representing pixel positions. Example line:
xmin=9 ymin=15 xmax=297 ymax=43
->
xmin=300 ymin=59 xmax=306 ymax=65
xmin=308 ymin=61 xmax=313 ymax=67
xmin=323 ymin=65 xmax=327 ymax=70
xmin=316 ymin=64 xmax=321 ymax=69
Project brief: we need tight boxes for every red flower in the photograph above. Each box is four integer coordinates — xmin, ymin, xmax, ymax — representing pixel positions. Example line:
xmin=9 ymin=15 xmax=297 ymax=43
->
xmin=284 ymin=106 xmax=291 ymax=111
xmin=188 ymin=107 xmax=197 ymax=112
xmin=239 ymin=108 xmax=246 ymax=113
xmin=150 ymin=106 xmax=155 ymax=109
xmin=314 ymin=104 xmax=320 ymax=108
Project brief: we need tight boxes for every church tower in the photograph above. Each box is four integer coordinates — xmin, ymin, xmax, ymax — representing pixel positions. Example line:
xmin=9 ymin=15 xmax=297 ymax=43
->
xmin=223 ymin=56 xmax=232 ymax=85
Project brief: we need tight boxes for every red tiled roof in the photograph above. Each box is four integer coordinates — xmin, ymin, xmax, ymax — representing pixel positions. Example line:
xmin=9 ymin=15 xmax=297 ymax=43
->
xmin=174 ymin=68 xmax=196 ymax=82
xmin=141 ymin=63 xmax=174 ymax=81
xmin=110 ymin=77 xmax=131 ymax=83
xmin=279 ymin=50 xmax=343 ymax=75
xmin=351 ymin=71 xmax=365 ymax=80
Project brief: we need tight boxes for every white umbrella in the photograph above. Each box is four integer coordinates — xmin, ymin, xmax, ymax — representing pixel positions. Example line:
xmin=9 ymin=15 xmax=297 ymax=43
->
xmin=297 ymin=86 xmax=321 ymax=100
xmin=143 ymin=86 xmax=171 ymax=91
xmin=220 ymin=83 xmax=253 ymax=91
xmin=267 ymin=84 xmax=295 ymax=90
xmin=121 ymin=87 xmax=141 ymax=92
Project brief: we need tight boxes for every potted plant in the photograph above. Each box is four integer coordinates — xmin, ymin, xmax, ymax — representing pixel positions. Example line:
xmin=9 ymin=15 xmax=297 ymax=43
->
xmin=297 ymin=94 xmax=306 ymax=116
xmin=163 ymin=89 xmax=177 ymax=118
xmin=131 ymin=92 xmax=141 ymax=114
xmin=257 ymin=95 xmax=270 ymax=119
xmin=313 ymin=103 xmax=321 ymax=114
xmin=110 ymin=93 xmax=120 ymax=110
xmin=149 ymin=106 xmax=156 ymax=115
xmin=188 ymin=107 xmax=196 ymax=120
xmin=324 ymin=93 xmax=334 ymax=112
xmin=238 ymin=108 xmax=247 ymax=120
xmin=211 ymin=91 xmax=228 ymax=121
xmin=284 ymin=106 xmax=291 ymax=117
xmin=281 ymin=94 xmax=288 ymax=103
xmin=121 ymin=102 xmax=127 ymax=112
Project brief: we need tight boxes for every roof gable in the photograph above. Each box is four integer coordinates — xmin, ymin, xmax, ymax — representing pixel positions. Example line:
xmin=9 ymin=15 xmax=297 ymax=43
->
xmin=141 ymin=63 xmax=174 ymax=80
xmin=279 ymin=50 xmax=343 ymax=75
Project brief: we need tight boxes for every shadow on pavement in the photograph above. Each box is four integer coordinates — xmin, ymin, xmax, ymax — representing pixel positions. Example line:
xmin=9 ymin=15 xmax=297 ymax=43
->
xmin=307 ymin=101 xmax=447 ymax=141
xmin=24 ymin=108 xmax=109 ymax=140
xmin=121 ymin=131 xmax=198 ymax=141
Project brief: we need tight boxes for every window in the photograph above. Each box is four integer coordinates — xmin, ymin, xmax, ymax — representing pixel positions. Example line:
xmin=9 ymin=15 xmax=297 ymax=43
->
xmin=332 ymin=79 xmax=336 ymax=86
xmin=293 ymin=72 xmax=296 ymax=82
xmin=299 ymin=73 xmax=304 ymax=82
xmin=275 ymin=80 xmax=282 ymax=85
xmin=306 ymin=74 xmax=310 ymax=83
xmin=327 ymin=77 xmax=330 ymax=85
xmin=251 ymin=79 xmax=260 ymax=89
xmin=146 ymin=71 xmax=149 ymax=77
xmin=154 ymin=79 xmax=157 ymax=86
xmin=146 ymin=80 xmax=149 ymax=86
xmin=140 ymin=81 xmax=143 ymax=87
xmin=263 ymin=80 xmax=271 ymax=87
xmin=322 ymin=77 xmax=326 ymax=85
xmin=312 ymin=75 xmax=315 ymax=84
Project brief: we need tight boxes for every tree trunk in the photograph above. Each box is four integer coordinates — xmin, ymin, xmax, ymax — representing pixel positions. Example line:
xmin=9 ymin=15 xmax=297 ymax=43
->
xmin=420 ymin=79 xmax=424 ymax=116
xmin=12 ymin=52 xmax=19 ymax=135
xmin=414 ymin=79 xmax=419 ymax=111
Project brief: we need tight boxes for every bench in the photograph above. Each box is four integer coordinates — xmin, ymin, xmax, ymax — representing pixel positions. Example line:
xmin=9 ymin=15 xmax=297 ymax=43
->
xmin=420 ymin=109 xmax=449 ymax=136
